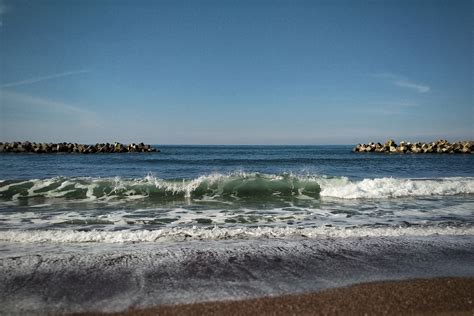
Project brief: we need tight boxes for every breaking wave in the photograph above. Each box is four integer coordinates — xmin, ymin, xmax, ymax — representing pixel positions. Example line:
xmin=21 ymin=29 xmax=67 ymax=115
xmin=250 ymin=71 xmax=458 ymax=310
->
xmin=1 ymin=225 xmax=473 ymax=243
xmin=320 ymin=177 xmax=474 ymax=199
xmin=0 ymin=173 xmax=473 ymax=202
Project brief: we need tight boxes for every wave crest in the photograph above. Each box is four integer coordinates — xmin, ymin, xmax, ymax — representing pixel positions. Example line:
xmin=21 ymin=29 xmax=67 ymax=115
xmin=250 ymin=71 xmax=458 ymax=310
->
xmin=0 ymin=173 xmax=322 ymax=201
xmin=1 ymin=173 xmax=473 ymax=202
xmin=320 ymin=177 xmax=474 ymax=199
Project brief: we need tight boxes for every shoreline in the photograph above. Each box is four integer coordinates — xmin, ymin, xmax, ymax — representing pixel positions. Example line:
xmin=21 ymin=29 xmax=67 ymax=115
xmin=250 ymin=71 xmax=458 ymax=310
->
xmin=85 ymin=277 xmax=474 ymax=315
xmin=3 ymin=235 xmax=471 ymax=314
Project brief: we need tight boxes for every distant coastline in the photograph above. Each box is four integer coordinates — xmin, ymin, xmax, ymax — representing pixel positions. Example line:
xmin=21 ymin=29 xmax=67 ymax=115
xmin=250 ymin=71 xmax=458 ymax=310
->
xmin=354 ymin=139 xmax=473 ymax=154
xmin=0 ymin=142 xmax=158 ymax=153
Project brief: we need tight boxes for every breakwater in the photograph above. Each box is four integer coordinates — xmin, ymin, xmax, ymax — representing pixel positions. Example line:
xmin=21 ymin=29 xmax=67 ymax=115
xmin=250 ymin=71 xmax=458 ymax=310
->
xmin=353 ymin=139 xmax=472 ymax=154
xmin=0 ymin=142 xmax=158 ymax=153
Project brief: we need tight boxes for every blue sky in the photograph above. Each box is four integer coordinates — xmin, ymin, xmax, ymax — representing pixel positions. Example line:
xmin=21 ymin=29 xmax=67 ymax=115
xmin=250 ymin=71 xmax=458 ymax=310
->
xmin=0 ymin=0 xmax=472 ymax=144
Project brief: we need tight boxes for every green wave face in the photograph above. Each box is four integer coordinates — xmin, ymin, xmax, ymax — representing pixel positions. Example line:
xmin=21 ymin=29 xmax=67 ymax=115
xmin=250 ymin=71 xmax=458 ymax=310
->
xmin=0 ymin=173 xmax=323 ymax=202
xmin=3 ymin=174 xmax=471 ymax=204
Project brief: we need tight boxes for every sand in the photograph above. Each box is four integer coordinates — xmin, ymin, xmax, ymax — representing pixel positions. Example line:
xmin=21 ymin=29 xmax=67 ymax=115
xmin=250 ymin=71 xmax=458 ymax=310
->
xmin=80 ymin=277 xmax=474 ymax=316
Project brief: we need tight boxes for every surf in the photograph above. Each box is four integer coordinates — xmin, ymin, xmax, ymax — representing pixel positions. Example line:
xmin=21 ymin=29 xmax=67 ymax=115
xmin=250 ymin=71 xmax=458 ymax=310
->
xmin=1 ymin=225 xmax=473 ymax=243
xmin=1 ymin=173 xmax=473 ymax=202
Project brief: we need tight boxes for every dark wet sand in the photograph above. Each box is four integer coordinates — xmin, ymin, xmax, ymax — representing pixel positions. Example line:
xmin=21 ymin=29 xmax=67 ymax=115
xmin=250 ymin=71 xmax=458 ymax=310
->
xmin=83 ymin=277 xmax=474 ymax=316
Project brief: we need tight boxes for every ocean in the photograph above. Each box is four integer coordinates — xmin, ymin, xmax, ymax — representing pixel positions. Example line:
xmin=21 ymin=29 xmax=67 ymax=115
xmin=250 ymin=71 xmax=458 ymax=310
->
xmin=1 ymin=145 xmax=473 ymax=313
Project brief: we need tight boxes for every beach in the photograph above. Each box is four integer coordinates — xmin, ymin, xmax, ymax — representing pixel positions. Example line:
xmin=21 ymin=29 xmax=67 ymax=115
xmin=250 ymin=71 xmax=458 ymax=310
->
xmin=2 ymin=0 xmax=473 ymax=314
xmin=104 ymin=277 xmax=474 ymax=316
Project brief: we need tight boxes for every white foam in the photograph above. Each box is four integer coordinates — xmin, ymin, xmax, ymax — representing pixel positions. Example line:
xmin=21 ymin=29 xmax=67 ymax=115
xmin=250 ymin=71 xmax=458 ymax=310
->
xmin=320 ymin=177 xmax=474 ymax=199
xmin=1 ymin=225 xmax=472 ymax=243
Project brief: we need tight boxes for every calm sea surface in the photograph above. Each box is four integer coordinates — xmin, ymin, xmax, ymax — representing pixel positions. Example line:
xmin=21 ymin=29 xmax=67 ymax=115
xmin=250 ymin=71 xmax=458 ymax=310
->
xmin=1 ymin=145 xmax=473 ymax=180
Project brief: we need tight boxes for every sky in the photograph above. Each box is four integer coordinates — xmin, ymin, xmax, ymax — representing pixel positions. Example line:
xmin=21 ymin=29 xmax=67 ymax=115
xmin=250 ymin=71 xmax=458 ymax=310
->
xmin=0 ymin=0 xmax=472 ymax=145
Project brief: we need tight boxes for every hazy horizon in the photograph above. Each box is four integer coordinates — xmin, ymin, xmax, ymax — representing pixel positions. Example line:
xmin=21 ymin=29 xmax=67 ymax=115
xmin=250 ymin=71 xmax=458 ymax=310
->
xmin=1 ymin=0 xmax=472 ymax=145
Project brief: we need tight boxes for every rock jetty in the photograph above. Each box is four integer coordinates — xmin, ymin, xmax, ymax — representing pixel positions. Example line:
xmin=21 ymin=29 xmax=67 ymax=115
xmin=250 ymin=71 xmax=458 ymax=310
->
xmin=353 ymin=139 xmax=473 ymax=154
xmin=0 ymin=142 xmax=158 ymax=153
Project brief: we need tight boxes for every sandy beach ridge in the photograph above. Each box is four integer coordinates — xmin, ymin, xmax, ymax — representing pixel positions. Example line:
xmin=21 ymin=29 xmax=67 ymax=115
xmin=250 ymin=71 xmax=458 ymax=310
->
xmin=76 ymin=277 xmax=474 ymax=316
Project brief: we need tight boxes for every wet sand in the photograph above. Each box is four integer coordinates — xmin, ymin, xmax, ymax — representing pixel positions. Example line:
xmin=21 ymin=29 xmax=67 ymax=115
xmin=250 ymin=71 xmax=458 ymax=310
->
xmin=84 ymin=277 xmax=474 ymax=315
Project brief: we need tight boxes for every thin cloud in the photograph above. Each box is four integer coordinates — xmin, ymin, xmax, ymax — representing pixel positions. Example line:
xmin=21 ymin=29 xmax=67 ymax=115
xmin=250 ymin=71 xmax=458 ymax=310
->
xmin=1 ymin=91 xmax=97 ymax=118
xmin=1 ymin=91 xmax=103 ymax=141
xmin=0 ymin=70 xmax=90 ymax=88
xmin=394 ymin=80 xmax=430 ymax=93
xmin=371 ymin=73 xmax=430 ymax=94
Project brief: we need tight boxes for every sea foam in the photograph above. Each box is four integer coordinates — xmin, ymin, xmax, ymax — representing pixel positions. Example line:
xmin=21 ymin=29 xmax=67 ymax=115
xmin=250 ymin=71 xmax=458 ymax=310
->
xmin=1 ymin=225 xmax=473 ymax=243
xmin=320 ymin=177 xmax=474 ymax=199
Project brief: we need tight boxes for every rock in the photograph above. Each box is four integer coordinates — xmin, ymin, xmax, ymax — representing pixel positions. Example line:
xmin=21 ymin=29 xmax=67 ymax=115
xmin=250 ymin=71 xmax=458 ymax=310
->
xmin=0 ymin=141 xmax=157 ymax=154
xmin=385 ymin=139 xmax=397 ymax=147
xmin=461 ymin=146 xmax=471 ymax=153
xmin=424 ymin=146 xmax=434 ymax=153
xmin=353 ymin=139 xmax=473 ymax=154
xmin=397 ymin=145 xmax=408 ymax=153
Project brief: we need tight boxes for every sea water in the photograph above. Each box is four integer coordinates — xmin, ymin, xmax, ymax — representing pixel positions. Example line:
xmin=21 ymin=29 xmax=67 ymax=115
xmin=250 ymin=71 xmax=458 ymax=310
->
xmin=1 ymin=145 xmax=473 ymax=240
xmin=0 ymin=145 xmax=473 ymax=313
